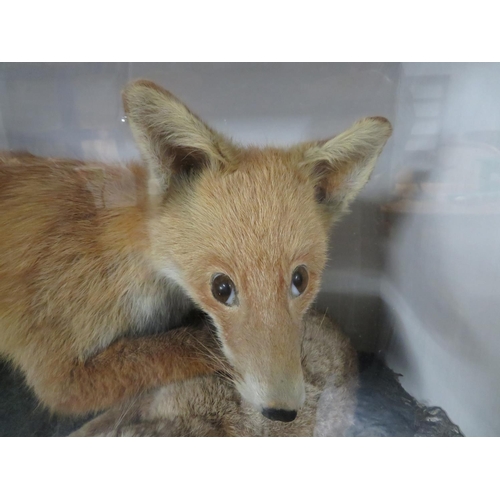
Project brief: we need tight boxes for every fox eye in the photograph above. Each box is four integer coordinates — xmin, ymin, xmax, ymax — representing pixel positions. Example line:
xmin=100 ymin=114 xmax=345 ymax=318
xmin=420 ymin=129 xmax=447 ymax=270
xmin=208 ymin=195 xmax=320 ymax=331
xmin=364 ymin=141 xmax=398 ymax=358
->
xmin=291 ymin=266 xmax=309 ymax=297
xmin=211 ymin=274 xmax=237 ymax=306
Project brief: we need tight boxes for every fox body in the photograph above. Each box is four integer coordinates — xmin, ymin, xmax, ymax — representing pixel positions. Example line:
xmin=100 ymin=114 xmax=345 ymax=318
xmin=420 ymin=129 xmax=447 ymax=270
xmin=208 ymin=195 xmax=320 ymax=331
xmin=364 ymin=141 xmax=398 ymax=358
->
xmin=72 ymin=310 xmax=358 ymax=437
xmin=0 ymin=80 xmax=391 ymax=421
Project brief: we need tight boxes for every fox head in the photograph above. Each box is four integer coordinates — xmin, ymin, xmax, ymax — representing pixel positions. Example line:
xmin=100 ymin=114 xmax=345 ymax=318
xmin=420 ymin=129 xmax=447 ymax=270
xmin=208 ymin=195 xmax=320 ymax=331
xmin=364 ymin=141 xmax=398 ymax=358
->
xmin=123 ymin=80 xmax=392 ymax=422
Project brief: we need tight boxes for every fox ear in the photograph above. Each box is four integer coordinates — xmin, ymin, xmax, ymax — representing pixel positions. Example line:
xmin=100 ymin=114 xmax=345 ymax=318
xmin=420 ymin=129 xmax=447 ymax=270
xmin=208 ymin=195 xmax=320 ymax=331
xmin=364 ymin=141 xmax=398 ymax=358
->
xmin=122 ymin=80 xmax=230 ymax=193
xmin=302 ymin=117 xmax=392 ymax=222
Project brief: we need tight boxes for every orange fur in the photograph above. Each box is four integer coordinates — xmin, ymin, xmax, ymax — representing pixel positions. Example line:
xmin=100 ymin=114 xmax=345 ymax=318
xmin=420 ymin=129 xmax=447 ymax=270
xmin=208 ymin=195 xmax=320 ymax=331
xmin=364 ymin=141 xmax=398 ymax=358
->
xmin=0 ymin=80 xmax=391 ymax=419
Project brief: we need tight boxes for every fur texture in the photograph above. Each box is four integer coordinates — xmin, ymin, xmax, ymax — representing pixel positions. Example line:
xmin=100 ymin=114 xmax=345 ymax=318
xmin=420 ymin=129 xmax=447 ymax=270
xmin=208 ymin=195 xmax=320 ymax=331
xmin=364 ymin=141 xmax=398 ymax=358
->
xmin=0 ymin=80 xmax=391 ymax=418
xmin=71 ymin=310 xmax=358 ymax=437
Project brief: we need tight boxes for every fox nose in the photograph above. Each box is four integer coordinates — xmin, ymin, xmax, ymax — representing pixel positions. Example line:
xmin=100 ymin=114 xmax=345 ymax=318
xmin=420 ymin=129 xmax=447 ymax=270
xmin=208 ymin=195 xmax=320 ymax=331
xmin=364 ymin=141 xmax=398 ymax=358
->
xmin=262 ymin=408 xmax=298 ymax=422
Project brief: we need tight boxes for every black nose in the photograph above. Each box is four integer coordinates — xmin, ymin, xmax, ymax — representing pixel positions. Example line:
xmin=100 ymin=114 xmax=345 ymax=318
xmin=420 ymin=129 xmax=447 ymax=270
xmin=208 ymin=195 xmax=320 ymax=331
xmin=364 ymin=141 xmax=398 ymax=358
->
xmin=262 ymin=408 xmax=297 ymax=422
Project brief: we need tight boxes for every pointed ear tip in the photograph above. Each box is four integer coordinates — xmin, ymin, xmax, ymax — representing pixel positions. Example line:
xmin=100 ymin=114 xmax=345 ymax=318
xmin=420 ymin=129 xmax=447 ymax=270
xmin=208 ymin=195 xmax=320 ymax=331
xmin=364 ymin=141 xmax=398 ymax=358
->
xmin=123 ymin=79 xmax=167 ymax=93
xmin=364 ymin=116 xmax=393 ymax=136
xmin=121 ymin=79 xmax=175 ymax=109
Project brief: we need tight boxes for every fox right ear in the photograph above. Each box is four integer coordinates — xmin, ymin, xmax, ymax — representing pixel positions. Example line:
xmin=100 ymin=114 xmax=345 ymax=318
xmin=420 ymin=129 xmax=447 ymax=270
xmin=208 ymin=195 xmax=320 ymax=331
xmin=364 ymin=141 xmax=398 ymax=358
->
xmin=122 ymin=80 xmax=230 ymax=193
xmin=301 ymin=116 xmax=392 ymax=224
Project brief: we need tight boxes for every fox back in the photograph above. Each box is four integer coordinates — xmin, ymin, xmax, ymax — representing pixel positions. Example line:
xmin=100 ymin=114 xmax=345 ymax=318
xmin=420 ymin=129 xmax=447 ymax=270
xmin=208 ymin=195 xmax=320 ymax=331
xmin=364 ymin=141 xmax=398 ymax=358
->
xmin=0 ymin=81 xmax=391 ymax=419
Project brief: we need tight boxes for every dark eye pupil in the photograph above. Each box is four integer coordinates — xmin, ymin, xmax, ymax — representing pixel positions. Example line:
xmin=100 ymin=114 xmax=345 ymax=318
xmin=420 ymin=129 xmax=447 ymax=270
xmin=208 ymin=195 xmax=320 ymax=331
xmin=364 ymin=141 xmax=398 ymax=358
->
xmin=293 ymin=272 xmax=303 ymax=288
xmin=211 ymin=274 xmax=235 ymax=305
xmin=216 ymin=281 xmax=231 ymax=299
xmin=291 ymin=266 xmax=308 ymax=295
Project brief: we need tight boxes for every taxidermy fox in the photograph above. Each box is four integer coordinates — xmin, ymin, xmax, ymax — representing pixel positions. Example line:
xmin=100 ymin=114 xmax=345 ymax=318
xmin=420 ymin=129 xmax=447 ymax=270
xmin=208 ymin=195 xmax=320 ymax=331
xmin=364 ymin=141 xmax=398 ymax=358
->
xmin=0 ymin=80 xmax=391 ymax=422
xmin=72 ymin=310 xmax=358 ymax=437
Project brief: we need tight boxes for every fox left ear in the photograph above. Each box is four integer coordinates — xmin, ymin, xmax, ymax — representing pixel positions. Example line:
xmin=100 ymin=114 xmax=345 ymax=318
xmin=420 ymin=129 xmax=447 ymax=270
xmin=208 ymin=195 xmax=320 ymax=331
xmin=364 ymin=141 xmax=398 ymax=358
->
xmin=122 ymin=80 xmax=232 ymax=195
xmin=301 ymin=116 xmax=392 ymax=222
